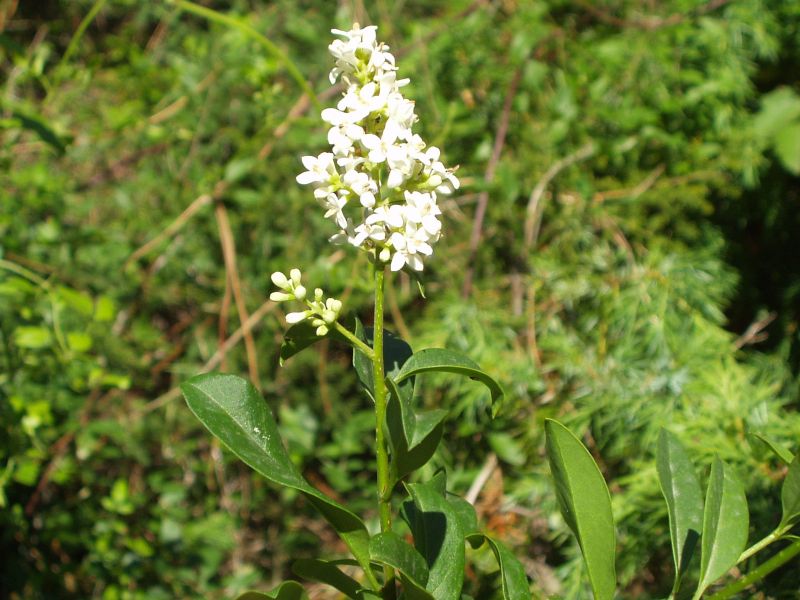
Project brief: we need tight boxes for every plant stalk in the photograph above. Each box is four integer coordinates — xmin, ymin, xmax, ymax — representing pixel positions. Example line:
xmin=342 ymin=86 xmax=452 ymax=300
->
xmin=708 ymin=539 xmax=800 ymax=600
xmin=372 ymin=264 xmax=396 ymax=598
xmin=737 ymin=525 xmax=789 ymax=564
xmin=334 ymin=321 xmax=374 ymax=360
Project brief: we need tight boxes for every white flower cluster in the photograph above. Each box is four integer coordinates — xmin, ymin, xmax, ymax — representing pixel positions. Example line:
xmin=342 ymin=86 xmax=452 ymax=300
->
xmin=296 ymin=24 xmax=459 ymax=272
xmin=270 ymin=269 xmax=342 ymax=336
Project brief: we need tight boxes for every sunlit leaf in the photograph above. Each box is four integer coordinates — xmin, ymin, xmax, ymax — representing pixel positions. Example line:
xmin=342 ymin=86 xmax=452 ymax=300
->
xmin=237 ymin=581 xmax=308 ymax=599
xmin=393 ymin=348 xmax=504 ymax=415
xmin=657 ymin=429 xmax=703 ymax=594
xmin=752 ymin=432 xmax=794 ymax=465
xmin=695 ymin=458 xmax=749 ymax=599
xmin=181 ymin=374 xmax=371 ymax=574
xmin=370 ymin=532 xmax=432 ymax=599
xmin=291 ymin=558 xmax=362 ymax=599
xmin=466 ymin=534 xmax=529 ymax=600
xmin=780 ymin=453 xmax=800 ymax=528
xmin=545 ymin=419 xmax=616 ymax=600
xmin=404 ymin=481 xmax=466 ymax=600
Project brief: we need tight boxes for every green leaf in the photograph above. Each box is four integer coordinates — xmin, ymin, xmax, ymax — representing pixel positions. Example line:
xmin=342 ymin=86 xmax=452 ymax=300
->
xmin=279 ymin=320 xmax=348 ymax=365
xmin=237 ymin=581 xmax=308 ymax=600
xmin=353 ymin=321 xmax=413 ymax=401
xmin=291 ymin=559 xmax=363 ymax=599
xmin=404 ymin=481 xmax=466 ymax=600
xmin=369 ymin=532 xmax=432 ymax=599
xmin=780 ymin=453 xmax=800 ymax=528
xmin=393 ymin=348 xmax=504 ymax=416
xmin=181 ymin=374 xmax=372 ymax=575
xmin=545 ymin=419 xmax=616 ymax=600
xmin=752 ymin=433 xmax=795 ymax=465
xmin=465 ymin=534 xmax=529 ymax=600
xmin=354 ymin=326 xmax=445 ymax=479
xmin=14 ymin=326 xmax=52 ymax=349
xmin=447 ymin=495 xmax=480 ymax=539
xmin=694 ymin=458 xmax=749 ymax=600
xmin=774 ymin=122 xmax=800 ymax=175
xmin=387 ymin=392 xmax=445 ymax=482
xmin=657 ymin=429 xmax=703 ymax=594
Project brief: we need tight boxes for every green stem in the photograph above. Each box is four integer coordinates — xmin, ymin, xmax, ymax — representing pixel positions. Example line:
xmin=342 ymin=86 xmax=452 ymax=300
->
xmin=738 ymin=526 xmax=790 ymax=564
xmin=334 ymin=321 xmax=374 ymax=361
xmin=59 ymin=0 xmax=108 ymax=69
xmin=707 ymin=539 xmax=800 ymax=600
xmin=373 ymin=265 xmax=396 ymax=599
xmin=170 ymin=0 xmax=322 ymax=112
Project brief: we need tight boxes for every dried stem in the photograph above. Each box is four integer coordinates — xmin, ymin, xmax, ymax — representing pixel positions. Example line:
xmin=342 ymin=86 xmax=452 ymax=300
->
xmin=215 ymin=201 xmax=261 ymax=389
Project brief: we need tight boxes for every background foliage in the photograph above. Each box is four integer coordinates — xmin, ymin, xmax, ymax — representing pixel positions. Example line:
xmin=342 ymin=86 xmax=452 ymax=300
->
xmin=1 ymin=0 xmax=798 ymax=598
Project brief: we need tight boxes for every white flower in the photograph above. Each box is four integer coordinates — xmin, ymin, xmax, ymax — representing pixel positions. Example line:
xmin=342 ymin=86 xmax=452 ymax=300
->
xmin=318 ymin=193 xmax=348 ymax=228
xmin=270 ymin=269 xmax=344 ymax=333
xmin=297 ymin=24 xmax=460 ymax=272
xmin=296 ymin=153 xmax=338 ymax=186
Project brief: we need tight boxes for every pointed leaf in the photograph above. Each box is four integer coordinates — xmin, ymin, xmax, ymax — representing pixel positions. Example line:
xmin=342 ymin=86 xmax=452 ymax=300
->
xmin=385 ymin=371 xmax=446 ymax=452
xmin=780 ymin=453 xmax=800 ymax=528
xmin=404 ymin=481 xmax=466 ymax=600
xmin=370 ymin=532 xmax=433 ymax=599
xmin=393 ymin=348 xmax=504 ymax=415
xmin=695 ymin=459 xmax=749 ymax=599
xmin=237 ymin=581 xmax=308 ymax=600
xmin=752 ymin=432 xmax=794 ymax=465
xmin=181 ymin=374 xmax=371 ymax=573
xmin=466 ymin=534 xmax=529 ymax=600
xmin=448 ymin=495 xmax=480 ymax=539
xmin=657 ymin=429 xmax=703 ymax=594
xmin=353 ymin=322 xmax=413 ymax=401
xmin=387 ymin=395 xmax=445 ymax=481
xmin=545 ymin=419 xmax=616 ymax=600
xmin=291 ymin=559 xmax=363 ymax=599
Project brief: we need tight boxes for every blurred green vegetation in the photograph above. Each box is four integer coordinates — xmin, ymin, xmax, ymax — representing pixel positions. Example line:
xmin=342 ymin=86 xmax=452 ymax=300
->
xmin=1 ymin=0 xmax=799 ymax=598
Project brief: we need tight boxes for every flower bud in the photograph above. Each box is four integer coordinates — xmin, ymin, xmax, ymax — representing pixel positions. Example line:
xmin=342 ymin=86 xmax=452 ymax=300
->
xmin=315 ymin=324 xmax=329 ymax=336
xmin=269 ymin=291 xmax=292 ymax=302
xmin=290 ymin=269 xmax=302 ymax=286
xmin=271 ymin=271 xmax=289 ymax=288
xmin=286 ymin=311 xmax=309 ymax=324
xmin=293 ymin=285 xmax=307 ymax=300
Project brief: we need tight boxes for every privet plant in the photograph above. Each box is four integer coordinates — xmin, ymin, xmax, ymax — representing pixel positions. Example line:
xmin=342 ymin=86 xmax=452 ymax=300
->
xmin=180 ymin=25 xmax=800 ymax=600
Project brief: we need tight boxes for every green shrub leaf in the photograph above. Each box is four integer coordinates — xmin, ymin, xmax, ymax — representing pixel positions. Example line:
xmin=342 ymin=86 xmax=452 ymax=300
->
xmin=404 ymin=481 xmax=466 ymax=600
xmin=392 ymin=348 xmax=504 ymax=415
xmin=780 ymin=453 xmax=800 ymax=528
xmin=291 ymin=558 xmax=363 ymax=599
xmin=181 ymin=373 xmax=372 ymax=575
xmin=752 ymin=432 xmax=795 ymax=465
xmin=694 ymin=458 xmax=749 ymax=600
xmin=353 ymin=321 xmax=413 ymax=401
xmin=370 ymin=532 xmax=432 ymax=599
xmin=237 ymin=581 xmax=308 ymax=599
xmin=657 ymin=429 xmax=703 ymax=594
xmin=386 ymin=389 xmax=446 ymax=482
xmin=545 ymin=419 xmax=616 ymax=600
xmin=466 ymin=534 xmax=529 ymax=600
